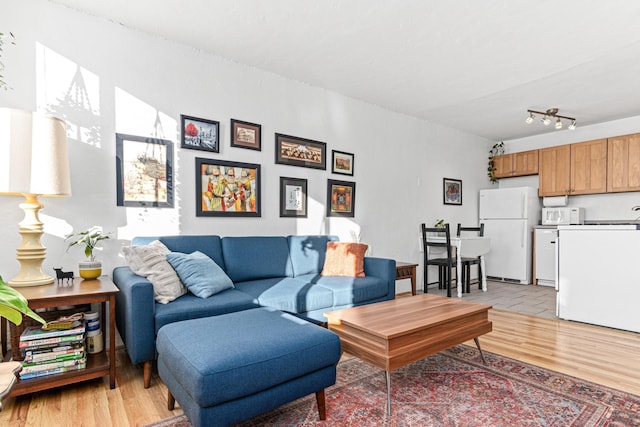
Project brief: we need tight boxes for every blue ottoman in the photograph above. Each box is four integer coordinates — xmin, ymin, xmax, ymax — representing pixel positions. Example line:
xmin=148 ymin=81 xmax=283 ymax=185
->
xmin=156 ymin=307 xmax=341 ymax=427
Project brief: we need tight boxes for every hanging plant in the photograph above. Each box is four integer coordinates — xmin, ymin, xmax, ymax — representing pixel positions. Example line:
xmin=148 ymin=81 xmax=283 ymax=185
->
xmin=0 ymin=31 xmax=15 ymax=91
xmin=487 ymin=141 xmax=505 ymax=183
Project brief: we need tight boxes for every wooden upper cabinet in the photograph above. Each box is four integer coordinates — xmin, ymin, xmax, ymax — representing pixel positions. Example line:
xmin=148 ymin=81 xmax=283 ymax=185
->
xmin=607 ymin=133 xmax=640 ymax=192
xmin=538 ymin=145 xmax=571 ymax=196
xmin=492 ymin=150 xmax=539 ymax=179
xmin=570 ymin=139 xmax=608 ymax=195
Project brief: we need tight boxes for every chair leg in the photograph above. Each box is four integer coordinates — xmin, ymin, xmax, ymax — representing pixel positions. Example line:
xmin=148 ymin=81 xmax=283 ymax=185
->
xmin=478 ymin=262 xmax=482 ymax=290
xmin=466 ymin=265 xmax=471 ymax=293
xmin=446 ymin=265 xmax=452 ymax=297
xmin=423 ymin=260 xmax=429 ymax=293
xmin=316 ymin=389 xmax=327 ymax=420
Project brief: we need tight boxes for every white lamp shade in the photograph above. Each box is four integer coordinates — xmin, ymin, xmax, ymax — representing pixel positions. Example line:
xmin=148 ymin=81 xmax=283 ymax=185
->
xmin=0 ymin=108 xmax=71 ymax=197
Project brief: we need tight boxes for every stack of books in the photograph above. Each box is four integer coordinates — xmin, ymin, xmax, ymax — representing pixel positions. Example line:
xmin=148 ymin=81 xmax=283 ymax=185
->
xmin=18 ymin=322 xmax=87 ymax=380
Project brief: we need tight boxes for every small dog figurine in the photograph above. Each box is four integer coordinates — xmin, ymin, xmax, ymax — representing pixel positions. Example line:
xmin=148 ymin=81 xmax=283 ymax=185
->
xmin=53 ymin=268 xmax=74 ymax=285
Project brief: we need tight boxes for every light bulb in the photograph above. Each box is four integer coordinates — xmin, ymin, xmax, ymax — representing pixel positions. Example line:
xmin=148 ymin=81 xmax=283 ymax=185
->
xmin=568 ymin=120 xmax=576 ymax=130
xmin=555 ymin=118 xmax=563 ymax=129
xmin=525 ymin=113 xmax=534 ymax=124
xmin=542 ymin=116 xmax=551 ymax=126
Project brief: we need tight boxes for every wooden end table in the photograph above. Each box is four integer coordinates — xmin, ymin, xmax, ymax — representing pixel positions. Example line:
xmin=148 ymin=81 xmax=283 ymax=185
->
xmin=325 ymin=294 xmax=492 ymax=415
xmin=6 ymin=276 xmax=119 ymax=396
xmin=395 ymin=262 xmax=418 ymax=296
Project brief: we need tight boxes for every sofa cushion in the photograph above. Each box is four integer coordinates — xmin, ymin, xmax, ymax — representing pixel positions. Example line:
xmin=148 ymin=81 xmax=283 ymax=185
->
xmin=296 ymin=273 xmax=389 ymax=306
xmin=166 ymin=251 xmax=234 ymax=298
xmin=160 ymin=235 xmax=226 ymax=271
xmin=156 ymin=307 xmax=341 ymax=408
xmin=287 ymin=235 xmax=339 ymax=277
xmin=234 ymin=277 xmax=334 ymax=313
xmin=122 ymin=240 xmax=187 ymax=304
xmin=222 ymin=236 xmax=293 ymax=282
xmin=321 ymin=242 xmax=368 ymax=277
xmin=154 ymin=289 xmax=259 ymax=334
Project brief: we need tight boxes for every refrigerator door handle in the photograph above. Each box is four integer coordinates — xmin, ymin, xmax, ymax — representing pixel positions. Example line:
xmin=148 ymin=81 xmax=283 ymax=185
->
xmin=521 ymin=222 xmax=525 ymax=248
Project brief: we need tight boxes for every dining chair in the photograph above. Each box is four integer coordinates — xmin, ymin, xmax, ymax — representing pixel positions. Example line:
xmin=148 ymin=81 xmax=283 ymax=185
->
xmin=456 ymin=223 xmax=485 ymax=293
xmin=421 ymin=223 xmax=455 ymax=297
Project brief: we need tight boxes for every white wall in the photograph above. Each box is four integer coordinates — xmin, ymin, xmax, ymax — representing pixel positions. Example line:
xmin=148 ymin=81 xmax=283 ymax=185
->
xmin=0 ymin=0 xmax=492 ymax=293
xmin=501 ymin=116 xmax=640 ymax=221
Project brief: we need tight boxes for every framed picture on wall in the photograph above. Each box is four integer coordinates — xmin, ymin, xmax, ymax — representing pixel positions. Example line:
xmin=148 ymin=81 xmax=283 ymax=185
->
xmin=195 ymin=158 xmax=261 ymax=217
xmin=230 ymin=119 xmax=261 ymax=151
xmin=181 ymin=114 xmax=220 ymax=153
xmin=116 ymin=133 xmax=174 ymax=208
xmin=443 ymin=178 xmax=462 ymax=205
xmin=275 ymin=133 xmax=326 ymax=170
xmin=279 ymin=177 xmax=307 ymax=218
xmin=326 ymin=179 xmax=356 ymax=217
xmin=331 ymin=150 xmax=354 ymax=176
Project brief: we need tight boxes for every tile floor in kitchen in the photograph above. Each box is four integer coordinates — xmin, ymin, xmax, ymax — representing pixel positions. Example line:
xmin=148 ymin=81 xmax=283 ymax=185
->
xmin=426 ymin=278 xmax=557 ymax=319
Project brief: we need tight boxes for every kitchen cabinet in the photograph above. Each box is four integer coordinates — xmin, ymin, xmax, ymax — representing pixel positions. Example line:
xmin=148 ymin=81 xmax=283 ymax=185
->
xmin=538 ymin=139 xmax=607 ymax=196
xmin=607 ymin=133 xmax=640 ymax=192
xmin=492 ymin=150 xmax=538 ymax=179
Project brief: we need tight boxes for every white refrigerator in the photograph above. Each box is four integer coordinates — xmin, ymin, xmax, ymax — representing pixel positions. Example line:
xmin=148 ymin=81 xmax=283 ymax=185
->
xmin=479 ymin=187 xmax=540 ymax=284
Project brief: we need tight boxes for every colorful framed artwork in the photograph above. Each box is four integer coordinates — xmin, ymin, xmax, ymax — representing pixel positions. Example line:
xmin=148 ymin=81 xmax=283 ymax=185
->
xmin=331 ymin=150 xmax=354 ymax=176
xmin=326 ymin=179 xmax=356 ymax=217
xmin=443 ymin=178 xmax=462 ymax=205
xmin=195 ymin=158 xmax=260 ymax=217
xmin=279 ymin=177 xmax=307 ymax=218
xmin=116 ymin=133 xmax=174 ymax=208
xmin=181 ymin=114 xmax=220 ymax=153
xmin=230 ymin=119 xmax=261 ymax=151
xmin=275 ymin=133 xmax=326 ymax=170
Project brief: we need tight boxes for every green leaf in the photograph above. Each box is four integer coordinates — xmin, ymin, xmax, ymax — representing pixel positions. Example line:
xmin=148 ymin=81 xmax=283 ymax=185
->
xmin=0 ymin=276 xmax=47 ymax=326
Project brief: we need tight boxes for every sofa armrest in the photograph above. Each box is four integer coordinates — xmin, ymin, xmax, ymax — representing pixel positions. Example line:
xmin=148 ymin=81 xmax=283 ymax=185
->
xmin=112 ymin=266 xmax=157 ymax=365
xmin=364 ymin=257 xmax=396 ymax=299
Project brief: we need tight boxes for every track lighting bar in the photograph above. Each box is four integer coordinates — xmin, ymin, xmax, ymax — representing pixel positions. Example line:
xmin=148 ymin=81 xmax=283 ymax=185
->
xmin=525 ymin=108 xmax=577 ymax=130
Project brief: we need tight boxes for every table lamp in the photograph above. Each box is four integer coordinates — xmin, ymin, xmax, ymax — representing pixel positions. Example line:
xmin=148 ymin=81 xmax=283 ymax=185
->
xmin=0 ymin=108 xmax=71 ymax=287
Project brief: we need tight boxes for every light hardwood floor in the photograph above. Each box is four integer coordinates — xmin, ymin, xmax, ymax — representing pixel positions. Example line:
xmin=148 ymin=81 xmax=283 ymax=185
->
xmin=1 ymin=298 xmax=639 ymax=426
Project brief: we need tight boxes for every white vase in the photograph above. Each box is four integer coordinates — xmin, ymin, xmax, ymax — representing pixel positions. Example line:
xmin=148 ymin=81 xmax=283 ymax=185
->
xmin=78 ymin=260 xmax=102 ymax=280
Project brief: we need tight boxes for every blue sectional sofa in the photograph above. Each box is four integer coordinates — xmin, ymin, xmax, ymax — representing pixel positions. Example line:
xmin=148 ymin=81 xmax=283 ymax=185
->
xmin=112 ymin=234 xmax=396 ymax=387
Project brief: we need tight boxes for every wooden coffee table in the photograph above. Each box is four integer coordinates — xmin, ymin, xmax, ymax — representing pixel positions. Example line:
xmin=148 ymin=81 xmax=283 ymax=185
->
xmin=325 ymin=294 xmax=492 ymax=415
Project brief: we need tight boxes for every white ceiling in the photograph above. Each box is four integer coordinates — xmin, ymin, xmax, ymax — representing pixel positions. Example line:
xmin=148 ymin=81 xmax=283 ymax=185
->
xmin=51 ymin=0 xmax=640 ymax=141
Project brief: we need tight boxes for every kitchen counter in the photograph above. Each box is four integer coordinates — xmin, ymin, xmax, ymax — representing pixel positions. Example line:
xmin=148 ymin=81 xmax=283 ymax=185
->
xmin=558 ymin=224 xmax=640 ymax=230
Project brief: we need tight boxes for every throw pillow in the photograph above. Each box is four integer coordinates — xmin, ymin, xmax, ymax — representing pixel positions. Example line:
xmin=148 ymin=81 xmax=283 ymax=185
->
xmin=122 ymin=240 xmax=187 ymax=304
xmin=321 ymin=242 xmax=368 ymax=277
xmin=166 ymin=251 xmax=234 ymax=298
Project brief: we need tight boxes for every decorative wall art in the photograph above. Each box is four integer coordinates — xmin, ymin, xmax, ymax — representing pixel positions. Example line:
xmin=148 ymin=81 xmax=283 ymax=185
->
xmin=443 ymin=178 xmax=462 ymax=205
xmin=116 ymin=133 xmax=174 ymax=208
xmin=331 ymin=150 xmax=354 ymax=176
xmin=181 ymin=114 xmax=220 ymax=153
xmin=275 ymin=133 xmax=326 ymax=170
xmin=195 ymin=158 xmax=261 ymax=217
xmin=327 ymin=179 xmax=356 ymax=217
xmin=279 ymin=177 xmax=307 ymax=218
xmin=230 ymin=119 xmax=261 ymax=151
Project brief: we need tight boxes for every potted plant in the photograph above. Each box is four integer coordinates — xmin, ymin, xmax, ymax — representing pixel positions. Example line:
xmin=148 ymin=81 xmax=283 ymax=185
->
xmin=487 ymin=141 xmax=505 ymax=183
xmin=65 ymin=226 xmax=112 ymax=279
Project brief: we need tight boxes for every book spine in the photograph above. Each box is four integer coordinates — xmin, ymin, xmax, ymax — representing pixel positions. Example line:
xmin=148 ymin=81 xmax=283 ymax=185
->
xmin=22 ymin=342 xmax=84 ymax=356
xmin=19 ymin=334 xmax=85 ymax=349
xmin=20 ymin=326 xmax=86 ymax=341
xmin=21 ymin=357 xmax=87 ymax=374
xmin=23 ymin=349 xmax=85 ymax=365
xmin=19 ymin=362 xmax=87 ymax=380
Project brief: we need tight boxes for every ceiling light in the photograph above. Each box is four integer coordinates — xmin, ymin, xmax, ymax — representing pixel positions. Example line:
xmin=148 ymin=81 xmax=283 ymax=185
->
xmin=526 ymin=108 xmax=576 ymax=131
xmin=525 ymin=112 xmax=534 ymax=124
xmin=555 ymin=118 xmax=563 ymax=129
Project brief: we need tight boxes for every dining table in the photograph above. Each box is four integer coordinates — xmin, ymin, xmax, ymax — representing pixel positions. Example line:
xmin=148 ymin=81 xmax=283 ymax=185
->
xmin=426 ymin=235 xmax=491 ymax=298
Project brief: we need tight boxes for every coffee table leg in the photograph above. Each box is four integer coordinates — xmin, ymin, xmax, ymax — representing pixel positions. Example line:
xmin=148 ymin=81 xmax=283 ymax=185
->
xmin=474 ymin=337 xmax=488 ymax=365
xmin=385 ymin=370 xmax=392 ymax=416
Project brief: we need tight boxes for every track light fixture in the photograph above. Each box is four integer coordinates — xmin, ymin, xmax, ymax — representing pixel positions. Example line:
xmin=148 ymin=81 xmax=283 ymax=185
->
xmin=525 ymin=108 xmax=576 ymax=131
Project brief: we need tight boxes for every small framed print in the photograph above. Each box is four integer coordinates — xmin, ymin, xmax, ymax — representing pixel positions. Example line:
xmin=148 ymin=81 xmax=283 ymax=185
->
xmin=275 ymin=133 xmax=326 ymax=170
xmin=443 ymin=178 xmax=462 ymax=205
xmin=181 ymin=114 xmax=220 ymax=153
xmin=327 ymin=179 xmax=356 ymax=217
xmin=331 ymin=150 xmax=354 ymax=176
xmin=279 ymin=177 xmax=307 ymax=218
xmin=230 ymin=119 xmax=261 ymax=151
xmin=196 ymin=158 xmax=261 ymax=217
xmin=116 ymin=133 xmax=174 ymax=208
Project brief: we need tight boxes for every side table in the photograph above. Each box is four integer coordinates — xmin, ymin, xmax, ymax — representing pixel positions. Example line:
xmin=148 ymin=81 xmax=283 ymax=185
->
xmin=6 ymin=276 xmax=119 ymax=396
xmin=395 ymin=262 xmax=418 ymax=296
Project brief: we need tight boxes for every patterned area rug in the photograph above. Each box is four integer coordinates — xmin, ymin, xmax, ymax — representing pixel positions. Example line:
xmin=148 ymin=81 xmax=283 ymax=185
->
xmin=144 ymin=345 xmax=640 ymax=426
